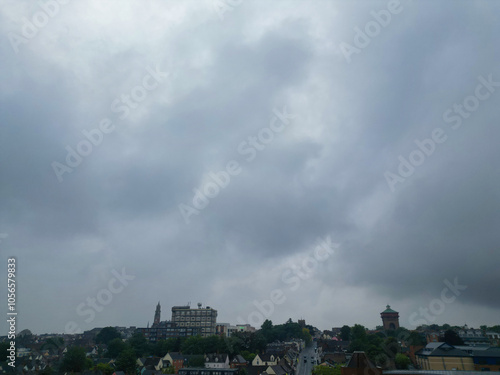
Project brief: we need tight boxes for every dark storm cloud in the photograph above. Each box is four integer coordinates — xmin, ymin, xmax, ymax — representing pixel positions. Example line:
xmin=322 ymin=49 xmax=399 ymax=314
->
xmin=0 ymin=0 xmax=499 ymax=334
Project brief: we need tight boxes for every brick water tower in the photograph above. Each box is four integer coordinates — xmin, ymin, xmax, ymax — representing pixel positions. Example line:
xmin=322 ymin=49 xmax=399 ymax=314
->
xmin=380 ymin=305 xmax=399 ymax=331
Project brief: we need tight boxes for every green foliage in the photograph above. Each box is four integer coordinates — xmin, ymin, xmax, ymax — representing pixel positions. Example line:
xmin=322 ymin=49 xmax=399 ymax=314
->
xmin=302 ymin=328 xmax=312 ymax=345
xmin=240 ymin=351 xmax=255 ymax=361
xmin=188 ymin=355 xmax=206 ymax=367
xmin=96 ymin=327 xmax=122 ymax=345
xmin=395 ymin=353 xmax=410 ymax=369
xmin=107 ymin=338 xmax=129 ymax=358
xmin=384 ymin=337 xmax=399 ymax=356
xmin=95 ymin=363 xmax=114 ymax=375
xmin=351 ymin=324 xmax=367 ymax=341
xmin=128 ymin=332 xmax=151 ymax=357
xmin=61 ymin=346 xmax=90 ymax=373
xmin=489 ymin=325 xmax=500 ymax=334
xmin=39 ymin=366 xmax=54 ymax=375
xmin=153 ymin=338 xmax=181 ymax=357
xmin=340 ymin=325 xmax=350 ymax=341
xmin=259 ymin=319 xmax=312 ymax=344
xmin=163 ymin=366 xmax=176 ymax=374
xmin=116 ymin=348 xmax=137 ymax=374
xmin=312 ymin=364 xmax=342 ymax=375
xmin=408 ymin=331 xmax=426 ymax=346
xmin=229 ymin=332 xmax=266 ymax=354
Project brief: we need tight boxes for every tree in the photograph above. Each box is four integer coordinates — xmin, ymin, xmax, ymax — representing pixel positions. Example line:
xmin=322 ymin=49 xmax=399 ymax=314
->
xmin=302 ymin=328 xmax=312 ymax=345
xmin=261 ymin=320 xmax=274 ymax=342
xmin=107 ymin=338 xmax=128 ymax=358
xmin=395 ymin=353 xmax=410 ymax=369
xmin=95 ymin=363 xmax=114 ymax=375
xmin=116 ymin=348 xmax=137 ymax=375
xmin=96 ymin=327 xmax=122 ymax=345
xmin=61 ymin=346 xmax=89 ymax=373
xmin=240 ymin=351 xmax=256 ymax=362
xmin=128 ymin=332 xmax=151 ymax=357
xmin=40 ymin=366 xmax=54 ymax=375
xmin=351 ymin=324 xmax=367 ymax=341
xmin=188 ymin=355 xmax=205 ymax=367
xmin=163 ymin=366 xmax=176 ymax=374
xmin=340 ymin=325 xmax=351 ymax=341
xmin=384 ymin=337 xmax=399 ymax=357
xmin=443 ymin=329 xmax=464 ymax=345
xmin=489 ymin=325 xmax=500 ymax=334
xmin=408 ymin=331 xmax=426 ymax=346
xmin=312 ymin=364 xmax=342 ymax=375
xmin=153 ymin=339 xmax=178 ymax=357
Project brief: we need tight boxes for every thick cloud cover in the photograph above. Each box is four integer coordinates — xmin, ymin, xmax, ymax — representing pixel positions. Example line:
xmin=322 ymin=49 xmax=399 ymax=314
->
xmin=0 ymin=0 xmax=499 ymax=335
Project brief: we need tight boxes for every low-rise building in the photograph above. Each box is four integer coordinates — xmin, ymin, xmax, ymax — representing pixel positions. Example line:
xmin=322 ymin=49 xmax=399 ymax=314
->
xmin=416 ymin=342 xmax=474 ymax=371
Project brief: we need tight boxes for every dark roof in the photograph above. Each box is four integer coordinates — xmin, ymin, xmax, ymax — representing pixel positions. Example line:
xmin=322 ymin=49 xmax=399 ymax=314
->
xmin=247 ymin=365 xmax=268 ymax=375
xmin=346 ymin=352 xmax=377 ymax=369
xmin=232 ymin=355 xmax=247 ymax=364
xmin=269 ymin=365 xmax=287 ymax=375
xmin=143 ymin=357 xmax=162 ymax=367
xmin=168 ymin=352 xmax=193 ymax=361
xmin=472 ymin=348 xmax=500 ymax=358
xmin=142 ymin=371 xmax=163 ymax=375
xmin=417 ymin=343 xmax=469 ymax=358
xmin=205 ymin=353 xmax=229 ymax=363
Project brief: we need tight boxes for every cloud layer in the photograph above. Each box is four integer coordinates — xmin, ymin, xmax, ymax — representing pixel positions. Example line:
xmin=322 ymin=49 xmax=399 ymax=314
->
xmin=0 ymin=0 xmax=499 ymax=335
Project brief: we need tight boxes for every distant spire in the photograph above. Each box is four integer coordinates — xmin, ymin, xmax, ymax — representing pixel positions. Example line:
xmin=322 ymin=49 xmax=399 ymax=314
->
xmin=153 ymin=302 xmax=161 ymax=326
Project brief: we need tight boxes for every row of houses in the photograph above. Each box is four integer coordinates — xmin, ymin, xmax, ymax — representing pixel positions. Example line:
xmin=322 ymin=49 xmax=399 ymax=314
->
xmin=133 ymin=339 xmax=302 ymax=375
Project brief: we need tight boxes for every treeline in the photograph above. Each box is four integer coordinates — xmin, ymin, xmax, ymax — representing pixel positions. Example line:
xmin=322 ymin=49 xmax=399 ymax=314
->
xmin=341 ymin=324 xmax=422 ymax=369
xmin=91 ymin=320 xmax=311 ymax=369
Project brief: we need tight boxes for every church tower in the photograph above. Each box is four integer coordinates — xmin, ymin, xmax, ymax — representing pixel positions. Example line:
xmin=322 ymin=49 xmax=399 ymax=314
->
xmin=380 ymin=305 xmax=399 ymax=331
xmin=153 ymin=302 xmax=161 ymax=327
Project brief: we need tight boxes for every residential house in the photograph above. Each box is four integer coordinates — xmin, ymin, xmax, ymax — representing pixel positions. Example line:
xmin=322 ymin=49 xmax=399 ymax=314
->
xmin=164 ymin=352 xmax=192 ymax=374
xmin=230 ymin=355 xmax=248 ymax=369
xmin=252 ymin=354 xmax=279 ymax=367
xmin=178 ymin=368 xmax=239 ymax=375
xmin=205 ymin=354 xmax=230 ymax=369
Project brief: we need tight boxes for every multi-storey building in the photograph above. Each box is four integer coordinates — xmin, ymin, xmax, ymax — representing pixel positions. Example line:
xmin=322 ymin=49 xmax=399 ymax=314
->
xmin=171 ymin=303 xmax=217 ymax=337
xmin=138 ymin=302 xmax=202 ymax=342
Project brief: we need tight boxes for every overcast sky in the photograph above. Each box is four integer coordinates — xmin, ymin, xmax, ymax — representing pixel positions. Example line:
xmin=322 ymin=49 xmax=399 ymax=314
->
xmin=1 ymin=0 xmax=499 ymax=336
